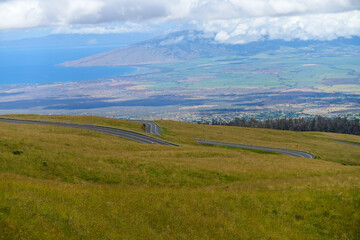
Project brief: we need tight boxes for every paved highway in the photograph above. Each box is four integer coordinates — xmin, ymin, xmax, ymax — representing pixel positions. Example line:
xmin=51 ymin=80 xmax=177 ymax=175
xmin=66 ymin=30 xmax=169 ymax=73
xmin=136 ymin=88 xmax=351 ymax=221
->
xmin=0 ymin=117 xmax=317 ymax=157
xmin=0 ymin=118 xmax=177 ymax=146
xmin=194 ymin=139 xmax=315 ymax=159
xmin=135 ymin=120 xmax=161 ymax=135
xmin=333 ymin=140 xmax=360 ymax=147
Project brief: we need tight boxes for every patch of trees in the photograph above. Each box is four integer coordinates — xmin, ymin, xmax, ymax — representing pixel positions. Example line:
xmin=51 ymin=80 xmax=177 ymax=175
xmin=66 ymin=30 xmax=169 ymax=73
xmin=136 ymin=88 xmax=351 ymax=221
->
xmin=210 ymin=116 xmax=360 ymax=135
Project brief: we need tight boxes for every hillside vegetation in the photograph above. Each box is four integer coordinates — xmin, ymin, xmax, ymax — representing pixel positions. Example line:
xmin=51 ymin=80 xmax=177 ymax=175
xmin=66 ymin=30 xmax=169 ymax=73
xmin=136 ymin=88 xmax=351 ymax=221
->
xmin=211 ymin=116 xmax=360 ymax=136
xmin=0 ymin=115 xmax=359 ymax=239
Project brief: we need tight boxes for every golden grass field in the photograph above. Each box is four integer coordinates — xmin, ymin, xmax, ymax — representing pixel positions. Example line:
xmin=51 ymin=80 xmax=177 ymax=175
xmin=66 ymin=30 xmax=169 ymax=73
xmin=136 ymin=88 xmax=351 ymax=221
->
xmin=0 ymin=115 xmax=359 ymax=239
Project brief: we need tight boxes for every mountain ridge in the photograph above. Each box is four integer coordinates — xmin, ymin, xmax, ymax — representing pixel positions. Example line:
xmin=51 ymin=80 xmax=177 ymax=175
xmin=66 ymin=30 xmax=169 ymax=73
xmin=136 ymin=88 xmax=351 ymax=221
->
xmin=60 ymin=30 xmax=360 ymax=67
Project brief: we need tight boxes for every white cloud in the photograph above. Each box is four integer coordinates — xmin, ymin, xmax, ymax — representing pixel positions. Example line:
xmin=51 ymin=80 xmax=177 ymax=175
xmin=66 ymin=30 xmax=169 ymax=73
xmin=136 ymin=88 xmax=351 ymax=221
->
xmin=159 ymin=36 xmax=184 ymax=45
xmin=204 ymin=10 xmax=360 ymax=43
xmin=0 ymin=0 xmax=43 ymax=29
xmin=188 ymin=0 xmax=360 ymax=19
xmin=0 ymin=0 xmax=360 ymax=42
xmin=1 ymin=0 xmax=359 ymax=30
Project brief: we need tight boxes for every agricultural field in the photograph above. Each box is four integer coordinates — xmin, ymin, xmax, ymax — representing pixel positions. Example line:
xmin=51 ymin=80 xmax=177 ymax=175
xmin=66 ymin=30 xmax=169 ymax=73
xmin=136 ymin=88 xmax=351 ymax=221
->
xmin=135 ymin=47 xmax=360 ymax=90
xmin=0 ymin=115 xmax=359 ymax=239
xmin=112 ymin=46 xmax=360 ymax=121
xmin=0 ymin=43 xmax=359 ymax=121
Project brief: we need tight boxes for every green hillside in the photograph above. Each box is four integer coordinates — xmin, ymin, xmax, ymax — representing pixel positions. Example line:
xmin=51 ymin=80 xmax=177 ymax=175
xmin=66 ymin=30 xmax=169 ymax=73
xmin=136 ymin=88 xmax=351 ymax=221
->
xmin=0 ymin=115 xmax=359 ymax=239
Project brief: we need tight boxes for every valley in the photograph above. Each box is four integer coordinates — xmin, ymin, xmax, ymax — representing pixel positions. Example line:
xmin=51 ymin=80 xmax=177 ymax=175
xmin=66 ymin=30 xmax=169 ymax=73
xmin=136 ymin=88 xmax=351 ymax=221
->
xmin=1 ymin=1 xmax=360 ymax=239
xmin=1 ymin=40 xmax=359 ymax=122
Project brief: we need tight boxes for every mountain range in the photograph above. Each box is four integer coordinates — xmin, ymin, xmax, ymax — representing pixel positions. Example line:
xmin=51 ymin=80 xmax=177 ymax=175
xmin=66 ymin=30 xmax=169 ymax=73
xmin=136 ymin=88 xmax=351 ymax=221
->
xmin=60 ymin=30 xmax=360 ymax=67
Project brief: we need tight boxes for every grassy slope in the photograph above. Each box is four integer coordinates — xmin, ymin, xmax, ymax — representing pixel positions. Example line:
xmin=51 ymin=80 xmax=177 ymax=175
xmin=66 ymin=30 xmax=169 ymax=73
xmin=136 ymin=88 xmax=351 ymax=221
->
xmin=1 ymin=114 xmax=144 ymax=132
xmin=0 ymin=115 xmax=359 ymax=239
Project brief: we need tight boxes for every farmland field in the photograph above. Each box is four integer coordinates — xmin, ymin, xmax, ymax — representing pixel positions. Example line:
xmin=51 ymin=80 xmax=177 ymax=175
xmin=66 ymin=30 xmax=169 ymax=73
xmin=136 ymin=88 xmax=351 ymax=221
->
xmin=0 ymin=44 xmax=359 ymax=121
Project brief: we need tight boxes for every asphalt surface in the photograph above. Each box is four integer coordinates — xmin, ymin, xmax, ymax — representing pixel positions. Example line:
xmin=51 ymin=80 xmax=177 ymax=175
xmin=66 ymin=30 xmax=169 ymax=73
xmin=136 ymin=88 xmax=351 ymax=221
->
xmin=135 ymin=120 xmax=161 ymax=135
xmin=333 ymin=139 xmax=360 ymax=147
xmin=0 ymin=117 xmax=318 ymax=157
xmin=194 ymin=139 xmax=315 ymax=159
xmin=0 ymin=118 xmax=177 ymax=146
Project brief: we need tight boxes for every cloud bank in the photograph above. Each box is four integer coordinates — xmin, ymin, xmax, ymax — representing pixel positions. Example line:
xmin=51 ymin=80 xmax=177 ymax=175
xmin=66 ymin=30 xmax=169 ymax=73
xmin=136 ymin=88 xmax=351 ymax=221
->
xmin=204 ymin=10 xmax=360 ymax=43
xmin=1 ymin=0 xmax=360 ymax=43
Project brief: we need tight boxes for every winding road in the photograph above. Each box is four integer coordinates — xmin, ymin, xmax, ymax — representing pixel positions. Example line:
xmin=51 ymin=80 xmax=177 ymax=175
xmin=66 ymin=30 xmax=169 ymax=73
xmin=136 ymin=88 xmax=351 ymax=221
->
xmin=0 ymin=118 xmax=177 ymax=146
xmin=0 ymin=117 xmax=316 ymax=158
xmin=194 ymin=139 xmax=315 ymax=159
xmin=135 ymin=120 xmax=161 ymax=135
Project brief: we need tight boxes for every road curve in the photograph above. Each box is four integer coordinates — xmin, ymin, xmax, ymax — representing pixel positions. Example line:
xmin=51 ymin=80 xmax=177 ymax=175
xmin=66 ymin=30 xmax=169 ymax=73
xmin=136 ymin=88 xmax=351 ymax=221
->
xmin=135 ymin=120 xmax=161 ymax=135
xmin=194 ymin=139 xmax=315 ymax=159
xmin=0 ymin=118 xmax=177 ymax=146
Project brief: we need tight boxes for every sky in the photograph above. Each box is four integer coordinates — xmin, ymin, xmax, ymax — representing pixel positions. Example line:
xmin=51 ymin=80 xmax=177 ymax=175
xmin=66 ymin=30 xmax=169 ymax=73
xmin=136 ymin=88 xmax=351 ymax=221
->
xmin=0 ymin=0 xmax=360 ymax=43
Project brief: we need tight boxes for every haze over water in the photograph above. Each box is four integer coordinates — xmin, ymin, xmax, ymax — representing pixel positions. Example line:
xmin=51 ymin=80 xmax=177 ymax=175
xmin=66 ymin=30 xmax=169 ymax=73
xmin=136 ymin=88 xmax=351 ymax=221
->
xmin=0 ymin=46 xmax=135 ymax=85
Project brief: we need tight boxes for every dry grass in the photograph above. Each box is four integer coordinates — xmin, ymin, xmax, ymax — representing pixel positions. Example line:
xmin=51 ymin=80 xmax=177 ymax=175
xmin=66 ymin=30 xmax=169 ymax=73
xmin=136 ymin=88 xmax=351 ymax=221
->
xmin=2 ymin=114 xmax=143 ymax=132
xmin=0 ymin=115 xmax=359 ymax=239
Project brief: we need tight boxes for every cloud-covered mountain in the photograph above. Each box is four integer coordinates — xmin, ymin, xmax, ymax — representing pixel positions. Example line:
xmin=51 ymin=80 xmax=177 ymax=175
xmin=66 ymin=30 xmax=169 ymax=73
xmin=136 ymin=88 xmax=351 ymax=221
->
xmin=61 ymin=30 xmax=360 ymax=67
xmin=60 ymin=31 xmax=225 ymax=66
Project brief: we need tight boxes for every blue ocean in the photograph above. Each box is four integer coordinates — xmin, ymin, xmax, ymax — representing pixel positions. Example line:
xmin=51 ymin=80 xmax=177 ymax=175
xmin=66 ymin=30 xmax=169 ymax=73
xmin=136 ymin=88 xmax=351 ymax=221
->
xmin=0 ymin=46 xmax=135 ymax=85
